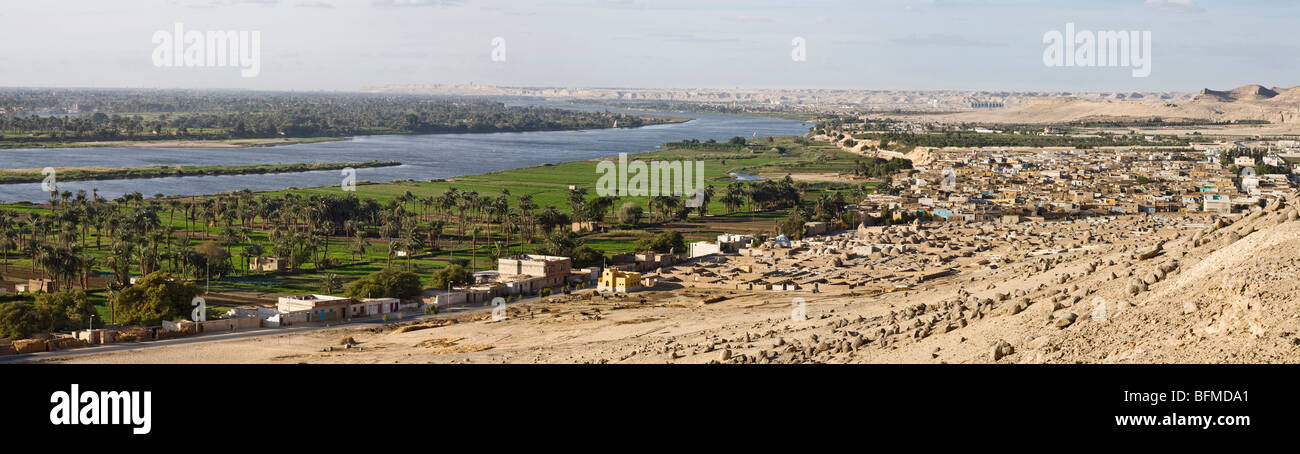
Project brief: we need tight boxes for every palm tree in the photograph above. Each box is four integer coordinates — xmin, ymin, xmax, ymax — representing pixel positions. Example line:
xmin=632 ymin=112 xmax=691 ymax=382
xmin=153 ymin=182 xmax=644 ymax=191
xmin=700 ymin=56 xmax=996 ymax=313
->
xmin=350 ymin=230 xmax=367 ymax=263
xmin=517 ymin=194 xmax=538 ymax=242
xmin=723 ymin=183 xmax=745 ymax=214
xmin=392 ymin=236 xmax=415 ymax=271
xmin=78 ymin=253 xmax=98 ymax=289
xmin=502 ymin=212 xmax=519 ymax=255
xmin=469 ymin=226 xmax=483 ymax=270
xmin=0 ymin=211 xmax=15 ymax=270
xmin=241 ymin=243 xmax=264 ymax=274
xmin=321 ymin=273 xmax=342 ymax=294
xmin=695 ymin=185 xmax=715 ymax=217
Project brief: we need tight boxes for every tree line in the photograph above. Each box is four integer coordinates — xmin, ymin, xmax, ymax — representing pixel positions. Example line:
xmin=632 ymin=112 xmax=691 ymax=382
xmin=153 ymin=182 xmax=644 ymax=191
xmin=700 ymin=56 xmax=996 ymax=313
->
xmin=0 ymin=89 xmax=673 ymax=145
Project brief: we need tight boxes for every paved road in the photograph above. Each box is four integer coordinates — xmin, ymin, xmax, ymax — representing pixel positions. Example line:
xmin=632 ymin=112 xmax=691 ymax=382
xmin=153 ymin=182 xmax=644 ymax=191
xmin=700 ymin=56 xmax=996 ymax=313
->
xmin=1 ymin=309 xmax=443 ymax=363
xmin=0 ymin=292 xmax=565 ymax=363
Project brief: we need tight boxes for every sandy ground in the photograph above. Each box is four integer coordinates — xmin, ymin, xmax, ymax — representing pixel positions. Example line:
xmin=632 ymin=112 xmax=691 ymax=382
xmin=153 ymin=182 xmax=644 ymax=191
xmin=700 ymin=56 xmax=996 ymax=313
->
xmin=774 ymin=172 xmax=864 ymax=183
xmin=890 ymin=85 xmax=1300 ymax=131
xmin=50 ymin=195 xmax=1300 ymax=364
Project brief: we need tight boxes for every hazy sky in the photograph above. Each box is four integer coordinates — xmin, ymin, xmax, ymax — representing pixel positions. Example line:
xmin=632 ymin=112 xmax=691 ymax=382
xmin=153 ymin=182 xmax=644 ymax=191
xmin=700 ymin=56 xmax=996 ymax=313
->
xmin=0 ymin=0 xmax=1295 ymax=92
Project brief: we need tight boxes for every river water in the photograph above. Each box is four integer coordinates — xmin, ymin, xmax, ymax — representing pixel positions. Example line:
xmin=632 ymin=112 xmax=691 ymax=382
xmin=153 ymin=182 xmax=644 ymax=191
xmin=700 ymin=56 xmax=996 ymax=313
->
xmin=0 ymin=109 xmax=809 ymax=203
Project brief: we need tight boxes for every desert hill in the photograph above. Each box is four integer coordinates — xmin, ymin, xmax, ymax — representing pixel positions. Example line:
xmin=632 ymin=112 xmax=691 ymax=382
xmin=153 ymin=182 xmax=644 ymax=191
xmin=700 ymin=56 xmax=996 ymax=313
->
xmin=929 ymin=84 xmax=1300 ymax=125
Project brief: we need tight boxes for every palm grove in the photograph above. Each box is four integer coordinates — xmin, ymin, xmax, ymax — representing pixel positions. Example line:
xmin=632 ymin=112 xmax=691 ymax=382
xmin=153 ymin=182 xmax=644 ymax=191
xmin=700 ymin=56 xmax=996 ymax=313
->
xmin=0 ymin=160 xmax=870 ymax=339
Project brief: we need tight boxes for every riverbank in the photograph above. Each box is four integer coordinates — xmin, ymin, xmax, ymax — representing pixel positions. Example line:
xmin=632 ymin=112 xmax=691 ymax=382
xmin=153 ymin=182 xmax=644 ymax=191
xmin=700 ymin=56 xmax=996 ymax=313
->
xmin=0 ymin=136 xmax=351 ymax=150
xmin=0 ymin=160 xmax=401 ymax=185
xmin=0 ymin=116 xmax=691 ymax=150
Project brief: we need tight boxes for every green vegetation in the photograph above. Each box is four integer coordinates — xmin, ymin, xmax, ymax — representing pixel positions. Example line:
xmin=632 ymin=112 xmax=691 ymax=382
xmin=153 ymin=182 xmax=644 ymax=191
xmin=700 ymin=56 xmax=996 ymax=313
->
xmin=427 ymin=265 xmax=472 ymax=291
xmin=0 ymin=88 xmax=682 ymax=148
xmin=0 ymin=133 xmax=925 ymax=340
xmin=112 ymin=272 xmax=201 ymax=326
xmin=343 ymin=268 xmax=423 ymax=300
xmin=633 ymin=231 xmax=686 ymax=254
xmin=1218 ymin=148 xmax=1293 ymax=175
xmin=0 ymin=161 xmax=400 ymax=184
xmin=0 ymin=289 xmax=96 ymax=338
xmin=852 ymin=157 xmax=913 ymax=177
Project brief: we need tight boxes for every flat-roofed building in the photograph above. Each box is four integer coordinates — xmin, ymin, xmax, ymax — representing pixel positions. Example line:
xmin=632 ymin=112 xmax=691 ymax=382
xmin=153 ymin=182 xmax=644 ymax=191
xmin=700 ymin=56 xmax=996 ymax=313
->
xmin=496 ymin=254 xmax=573 ymax=295
xmin=276 ymin=294 xmax=352 ymax=322
xmin=597 ymin=268 xmax=642 ymax=293
xmin=498 ymin=254 xmax=571 ymax=279
xmin=1203 ymin=194 xmax=1232 ymax=214
xmin=250 ymin=257 xmax=282 ymax=272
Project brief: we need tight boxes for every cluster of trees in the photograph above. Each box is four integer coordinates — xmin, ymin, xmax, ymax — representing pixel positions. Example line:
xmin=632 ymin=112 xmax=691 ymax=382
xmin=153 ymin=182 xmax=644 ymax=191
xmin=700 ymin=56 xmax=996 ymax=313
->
xmin=0 ymin=289 xmax=95 ymax=338
xmin=533 ymin=230 xmax=604 ymax=268
xmin=0 ymin=272 xmax=205 ymax=334
xmin=719 ymin=176 xmax=802 ymax=213
xmin=344 ymin=268 xmax=423 ymax=300
xmin=428 ymin=265 xmax=473 ymax=291
xmin=0 ymin=161 xmax=397 ymax=185
xmin=776 ymin=212 xmax=809 ymax=240
xmin=0 ymin=89 xmax=670 ymax=145
xmin=112 ymin=272 xmax=201 ymax=326
xmin=851 ymin=131 xmax=1189 ymax=150
xmin=567 ymin=187 xmax=716 ymax=227
xmin=852 ymin=157 xmax=913 ymax=178
xmin=633 ymin=231 xmax=686 ymax=254
xmin=773 ymin=190 xmax=854 ymax=240
xmin=1220 ymin=148 xmax=1291 ymax=175
xmin=662 ymin=136 xmax=751 ymax=150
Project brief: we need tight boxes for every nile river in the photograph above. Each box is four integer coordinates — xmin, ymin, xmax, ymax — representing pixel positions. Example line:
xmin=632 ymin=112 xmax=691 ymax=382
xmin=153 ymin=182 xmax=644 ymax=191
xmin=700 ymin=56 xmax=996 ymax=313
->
xmin=0 ymin=109 xmax=809 ymax=202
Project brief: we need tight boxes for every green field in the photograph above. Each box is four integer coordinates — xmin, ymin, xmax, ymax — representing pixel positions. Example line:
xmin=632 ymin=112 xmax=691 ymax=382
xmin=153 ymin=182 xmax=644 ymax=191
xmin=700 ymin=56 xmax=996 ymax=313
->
xmin=283 ymin=136 xmax=865 ymax=215
xmin=0 ymin=134 xmax=892 ymax=331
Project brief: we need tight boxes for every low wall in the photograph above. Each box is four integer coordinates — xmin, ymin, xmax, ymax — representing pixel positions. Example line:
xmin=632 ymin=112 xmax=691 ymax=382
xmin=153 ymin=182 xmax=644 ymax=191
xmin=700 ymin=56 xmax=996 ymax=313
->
xmin=197 ymin=316 xmax=261 ymax=332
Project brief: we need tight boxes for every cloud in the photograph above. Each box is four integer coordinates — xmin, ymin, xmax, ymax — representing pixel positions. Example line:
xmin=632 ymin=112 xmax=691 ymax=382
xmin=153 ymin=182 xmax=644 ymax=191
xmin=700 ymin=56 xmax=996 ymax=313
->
xmin=730 ymin=15 xmax=773 ymax=24
xmin=1144 ymin=0 xmax=1204 ymax=13
xmin=644 ymin=31 xmax=742 ymax=44
xmin=372 ymin=0 xmax=462 ymax=7
xmin=167 ymin=0 xmax=280 ymax=7
xmin=892 ymin=33 xmax=1005 ymax=47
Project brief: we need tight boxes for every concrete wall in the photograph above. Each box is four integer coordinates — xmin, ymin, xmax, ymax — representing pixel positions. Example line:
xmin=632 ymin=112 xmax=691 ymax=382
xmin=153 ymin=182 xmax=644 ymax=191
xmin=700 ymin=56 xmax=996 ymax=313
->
xmin=688 ymin=242 xmax=721 ymax=258
xmin=498 ymin=255 xmax=572 ymax=278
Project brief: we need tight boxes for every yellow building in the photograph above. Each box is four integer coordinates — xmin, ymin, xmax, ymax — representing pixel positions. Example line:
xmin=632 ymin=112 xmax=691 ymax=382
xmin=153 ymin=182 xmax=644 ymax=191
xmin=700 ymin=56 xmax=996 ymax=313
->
xmin=597 ymin=268 xmax=642 ymax=293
